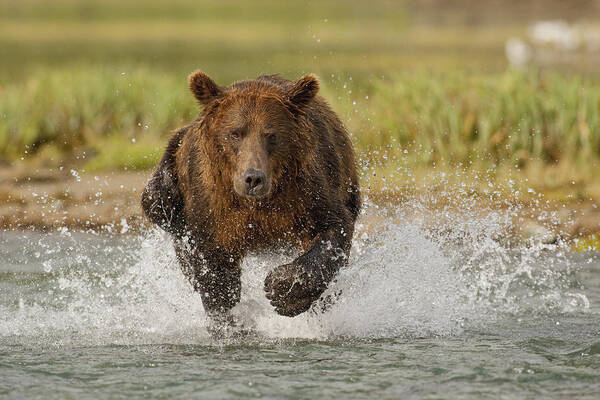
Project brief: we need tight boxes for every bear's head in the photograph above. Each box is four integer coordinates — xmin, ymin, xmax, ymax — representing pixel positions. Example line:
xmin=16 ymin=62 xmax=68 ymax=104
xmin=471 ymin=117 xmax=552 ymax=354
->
xmin=189 ymin=71 xmax=319 ymax=200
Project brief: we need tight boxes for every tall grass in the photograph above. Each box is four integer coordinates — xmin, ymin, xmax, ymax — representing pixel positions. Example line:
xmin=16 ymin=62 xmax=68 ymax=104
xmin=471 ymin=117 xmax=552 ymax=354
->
xmin=1 ymin=67 xmax=599 ymax=171
xmin=0 ymin=68 xmax=196 ymax=168
xmin=356 ymin=70 xmax=600 ymax=167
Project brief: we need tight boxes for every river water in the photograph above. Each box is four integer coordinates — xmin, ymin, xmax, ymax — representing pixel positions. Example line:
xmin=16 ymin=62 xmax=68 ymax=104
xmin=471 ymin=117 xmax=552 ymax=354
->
xmin=1 ymin=203 xmax=599 ymax=399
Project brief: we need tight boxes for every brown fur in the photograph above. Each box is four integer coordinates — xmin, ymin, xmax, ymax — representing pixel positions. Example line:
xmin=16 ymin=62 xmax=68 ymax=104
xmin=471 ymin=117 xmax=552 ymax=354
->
xmin=142 ymin=71 xmax=360 ymax=326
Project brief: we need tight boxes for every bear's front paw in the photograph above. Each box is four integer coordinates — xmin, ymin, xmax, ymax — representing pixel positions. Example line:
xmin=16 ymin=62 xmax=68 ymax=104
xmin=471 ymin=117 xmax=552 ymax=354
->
xmin=264 ymin=262 xmax=326 ymax=317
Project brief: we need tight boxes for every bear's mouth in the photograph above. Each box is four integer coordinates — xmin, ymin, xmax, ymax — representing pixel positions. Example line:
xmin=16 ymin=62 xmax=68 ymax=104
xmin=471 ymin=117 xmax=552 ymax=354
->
xmin=236 ymin=190 xmax=273 ymax=203
xmin=247 ymin=185 xmax=269 ymax=198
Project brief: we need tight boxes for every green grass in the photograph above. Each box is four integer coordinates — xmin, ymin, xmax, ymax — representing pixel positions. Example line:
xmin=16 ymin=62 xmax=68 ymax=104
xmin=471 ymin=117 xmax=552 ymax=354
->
xmin=352 ymin=70 xmax=600 ymax=167
xmin=0 ymin=68 xmax=195 ymax=166
xmin=2 ymin=66 xmax=599 ymax=174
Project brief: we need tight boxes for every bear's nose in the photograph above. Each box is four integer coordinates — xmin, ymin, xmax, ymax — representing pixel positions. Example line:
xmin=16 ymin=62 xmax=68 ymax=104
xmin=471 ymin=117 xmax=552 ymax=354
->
xmin=242 ymin=168 xmax=267 ymax=196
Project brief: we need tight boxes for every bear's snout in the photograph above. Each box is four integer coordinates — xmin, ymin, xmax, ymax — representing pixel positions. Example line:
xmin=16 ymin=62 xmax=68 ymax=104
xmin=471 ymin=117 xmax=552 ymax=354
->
xmin=241 ymin=168 xmax=269 ymax=197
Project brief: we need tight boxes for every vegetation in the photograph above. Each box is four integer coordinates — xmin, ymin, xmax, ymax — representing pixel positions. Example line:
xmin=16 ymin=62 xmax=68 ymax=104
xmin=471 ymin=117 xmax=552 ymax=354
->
xmin=354 ymin=70 xmax=600 ymax=167
xmin=2 ymin=67 xmax=599 ymax=173
xmin=0 ymin=68 xmax=194 ymax=169
xmin=1 ymin=0 xmax=599 ymax=199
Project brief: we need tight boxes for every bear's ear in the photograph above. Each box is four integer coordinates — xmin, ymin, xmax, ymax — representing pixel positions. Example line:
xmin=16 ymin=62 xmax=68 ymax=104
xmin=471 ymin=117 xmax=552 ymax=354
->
xmin=189 ymin=71 xmax=223 ymax=105
xmin=288 ymin=74 xmax=319 ymax=108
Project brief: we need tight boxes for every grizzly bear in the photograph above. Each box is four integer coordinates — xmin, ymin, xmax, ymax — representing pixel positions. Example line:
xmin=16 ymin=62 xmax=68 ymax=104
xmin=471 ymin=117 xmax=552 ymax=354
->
xmin=141 ymin=71 xmax=360 ymax=328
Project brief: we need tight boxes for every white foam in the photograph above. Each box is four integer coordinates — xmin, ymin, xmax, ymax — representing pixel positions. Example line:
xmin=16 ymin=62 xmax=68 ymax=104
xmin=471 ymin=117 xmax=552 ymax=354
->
xmin=0 ymin=201 xmax=590 ymax=346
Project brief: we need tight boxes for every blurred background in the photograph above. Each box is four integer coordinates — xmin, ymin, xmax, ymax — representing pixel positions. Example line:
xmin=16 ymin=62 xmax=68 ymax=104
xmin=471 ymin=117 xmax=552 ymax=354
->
xmin=0 ymin=0 xmax=599 ymax=225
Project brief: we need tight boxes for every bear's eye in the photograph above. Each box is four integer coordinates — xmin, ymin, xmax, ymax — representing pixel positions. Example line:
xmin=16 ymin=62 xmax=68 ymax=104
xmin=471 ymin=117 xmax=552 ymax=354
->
xmin=230 ymin=130 xmax=242 ymax=141
xmin=266 ymin=133 xmax=277 ymax=147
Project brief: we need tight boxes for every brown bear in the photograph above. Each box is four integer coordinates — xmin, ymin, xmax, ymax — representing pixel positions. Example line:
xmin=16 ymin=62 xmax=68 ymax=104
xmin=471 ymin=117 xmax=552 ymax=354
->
xmin=141 ymin=71 xmax=360 ymax=328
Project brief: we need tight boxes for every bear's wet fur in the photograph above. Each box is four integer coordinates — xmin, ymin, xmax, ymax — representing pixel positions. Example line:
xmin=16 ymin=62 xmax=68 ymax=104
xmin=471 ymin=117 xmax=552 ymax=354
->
xmin=141 ymin=71 xmax=360 ymax=328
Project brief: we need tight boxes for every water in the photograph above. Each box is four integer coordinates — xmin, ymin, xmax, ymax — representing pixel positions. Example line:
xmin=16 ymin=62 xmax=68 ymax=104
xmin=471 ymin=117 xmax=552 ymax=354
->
xmin=1 ymin=203 xmax=599 ymax=399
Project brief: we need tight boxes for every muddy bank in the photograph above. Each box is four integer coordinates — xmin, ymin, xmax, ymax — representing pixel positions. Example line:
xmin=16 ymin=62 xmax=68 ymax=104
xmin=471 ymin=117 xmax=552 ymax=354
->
xmin=0 ymin=167 xmax=149 ymax=232
xmin=1 ymin=167 xmax=598 ymax=245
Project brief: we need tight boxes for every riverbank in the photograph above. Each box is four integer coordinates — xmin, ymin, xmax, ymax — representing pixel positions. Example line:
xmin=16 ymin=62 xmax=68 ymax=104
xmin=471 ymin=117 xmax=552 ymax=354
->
xmin=1 ymin=165 xmax=598 ymax=250
xmin=0 ymin=166 xmax=147 ymax=232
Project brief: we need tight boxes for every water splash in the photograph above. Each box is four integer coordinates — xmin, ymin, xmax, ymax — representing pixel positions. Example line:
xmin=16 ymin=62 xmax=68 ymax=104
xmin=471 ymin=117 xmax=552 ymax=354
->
xmin=0 ymin=195 xmax=590 ymax=346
